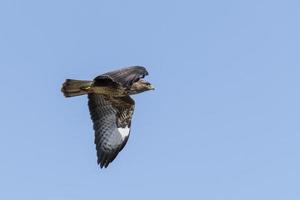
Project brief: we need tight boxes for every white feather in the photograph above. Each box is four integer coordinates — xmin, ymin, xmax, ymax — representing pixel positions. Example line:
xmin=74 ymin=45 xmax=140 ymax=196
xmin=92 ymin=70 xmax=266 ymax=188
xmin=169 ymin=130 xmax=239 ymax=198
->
xmin=118 ymin=126 xmax=130 ymax=139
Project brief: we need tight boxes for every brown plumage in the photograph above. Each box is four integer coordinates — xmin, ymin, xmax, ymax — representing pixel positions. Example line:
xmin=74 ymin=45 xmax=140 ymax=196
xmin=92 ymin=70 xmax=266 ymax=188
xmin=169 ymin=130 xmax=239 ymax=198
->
xmin=61 ymin=66 xmax=154 ymax=168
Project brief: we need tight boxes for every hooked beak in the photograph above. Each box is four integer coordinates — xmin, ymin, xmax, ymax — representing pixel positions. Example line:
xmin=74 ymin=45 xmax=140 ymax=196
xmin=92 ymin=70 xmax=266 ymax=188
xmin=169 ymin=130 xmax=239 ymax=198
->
xmin=149 ymin=84 xmax=155 ymax=90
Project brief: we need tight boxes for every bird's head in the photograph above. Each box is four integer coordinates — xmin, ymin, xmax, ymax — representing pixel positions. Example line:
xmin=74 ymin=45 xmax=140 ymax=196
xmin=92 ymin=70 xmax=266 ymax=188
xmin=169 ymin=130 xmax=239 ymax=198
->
xmin=128 ymin=79 xmax=154 ymax=95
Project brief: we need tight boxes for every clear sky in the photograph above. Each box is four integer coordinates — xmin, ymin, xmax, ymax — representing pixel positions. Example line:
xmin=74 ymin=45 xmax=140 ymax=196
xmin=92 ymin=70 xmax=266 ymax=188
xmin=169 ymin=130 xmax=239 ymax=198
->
xmin=0 ymin=0 xmax=299 ymax=199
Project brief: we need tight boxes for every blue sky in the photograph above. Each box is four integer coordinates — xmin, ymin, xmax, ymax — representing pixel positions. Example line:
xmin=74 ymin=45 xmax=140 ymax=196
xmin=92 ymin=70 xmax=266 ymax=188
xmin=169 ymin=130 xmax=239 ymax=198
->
xmin=0 ymin=0 xmax=299 ymax=199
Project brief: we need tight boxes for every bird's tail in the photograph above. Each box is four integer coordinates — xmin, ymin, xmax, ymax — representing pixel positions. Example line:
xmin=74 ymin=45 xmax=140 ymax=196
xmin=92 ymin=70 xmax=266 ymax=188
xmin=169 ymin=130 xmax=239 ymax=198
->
xmin=61 ymin=79 xmax=93 ymax=97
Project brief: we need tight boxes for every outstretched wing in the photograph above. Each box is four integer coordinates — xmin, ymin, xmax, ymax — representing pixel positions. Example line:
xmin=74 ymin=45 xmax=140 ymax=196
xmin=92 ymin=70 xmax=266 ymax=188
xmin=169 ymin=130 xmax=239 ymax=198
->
xmin=94 ymin=66 xmax=149 ymax=88
xmin=88 ymin=93 xmax=135 ymax=168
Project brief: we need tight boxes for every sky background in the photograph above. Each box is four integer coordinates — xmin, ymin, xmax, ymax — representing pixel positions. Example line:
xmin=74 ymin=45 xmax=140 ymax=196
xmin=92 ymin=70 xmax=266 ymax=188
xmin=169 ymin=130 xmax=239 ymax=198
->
xmin=0 ymin=0 xmax=300 ymax=199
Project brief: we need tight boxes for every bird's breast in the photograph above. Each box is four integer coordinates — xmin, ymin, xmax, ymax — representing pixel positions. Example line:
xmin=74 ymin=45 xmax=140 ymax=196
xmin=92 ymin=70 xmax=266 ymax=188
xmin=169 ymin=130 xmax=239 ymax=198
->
xmin=91 ymin=86 xmax=126 ymax=97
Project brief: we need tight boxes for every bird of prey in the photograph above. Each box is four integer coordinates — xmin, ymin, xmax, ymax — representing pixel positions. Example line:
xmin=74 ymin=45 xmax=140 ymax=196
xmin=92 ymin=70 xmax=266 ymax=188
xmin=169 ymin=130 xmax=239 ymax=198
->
xmin=61 ymin=66 xmax=154 ymax=168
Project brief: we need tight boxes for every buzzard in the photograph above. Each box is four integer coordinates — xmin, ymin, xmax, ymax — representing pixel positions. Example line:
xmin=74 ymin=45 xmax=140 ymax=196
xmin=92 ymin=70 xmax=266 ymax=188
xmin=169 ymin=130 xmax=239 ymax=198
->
xmin=61 ymin=66 xmax=154 ymax=168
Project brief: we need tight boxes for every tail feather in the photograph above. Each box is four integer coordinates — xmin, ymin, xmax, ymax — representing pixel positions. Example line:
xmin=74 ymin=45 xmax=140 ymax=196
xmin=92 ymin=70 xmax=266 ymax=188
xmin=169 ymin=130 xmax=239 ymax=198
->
xmin=61 ymin=79 xmax=93 ymax=97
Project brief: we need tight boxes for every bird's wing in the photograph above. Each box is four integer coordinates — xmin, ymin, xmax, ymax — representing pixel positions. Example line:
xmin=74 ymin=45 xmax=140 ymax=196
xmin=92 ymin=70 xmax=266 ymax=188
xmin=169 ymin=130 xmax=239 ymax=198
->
xmin=88 ymin=93 xmax=135 ymax=168
xmin=94 ymin=66 xmax=149 ymax=88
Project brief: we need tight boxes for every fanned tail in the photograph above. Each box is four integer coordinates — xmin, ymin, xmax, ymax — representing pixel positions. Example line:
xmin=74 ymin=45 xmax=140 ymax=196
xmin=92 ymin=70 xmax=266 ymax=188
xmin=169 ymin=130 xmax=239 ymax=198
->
xmin=61 ymin=79 xmax=93 ymax=97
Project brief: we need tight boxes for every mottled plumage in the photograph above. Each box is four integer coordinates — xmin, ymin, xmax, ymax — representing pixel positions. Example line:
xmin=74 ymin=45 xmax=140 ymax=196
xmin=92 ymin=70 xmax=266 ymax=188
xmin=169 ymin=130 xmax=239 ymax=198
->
xmin=61 ymin=66 xmax=154 ymax=168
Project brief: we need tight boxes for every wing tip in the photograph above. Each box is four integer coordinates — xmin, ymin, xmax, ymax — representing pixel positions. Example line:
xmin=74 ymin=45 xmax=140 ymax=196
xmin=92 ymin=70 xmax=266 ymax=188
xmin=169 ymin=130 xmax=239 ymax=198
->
xmin=104 ymin=65 xmax=149 ymax=75
xmin=97 ymin=150 xmax=120 ymax=169
xmin=133 ymin=65 xmax=149 ymax=75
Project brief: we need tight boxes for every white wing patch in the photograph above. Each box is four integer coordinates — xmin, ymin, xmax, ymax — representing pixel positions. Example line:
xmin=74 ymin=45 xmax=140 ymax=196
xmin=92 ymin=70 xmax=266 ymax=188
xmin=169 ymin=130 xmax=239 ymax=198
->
xmin=118 ymin=126 xmax=130 ymax=139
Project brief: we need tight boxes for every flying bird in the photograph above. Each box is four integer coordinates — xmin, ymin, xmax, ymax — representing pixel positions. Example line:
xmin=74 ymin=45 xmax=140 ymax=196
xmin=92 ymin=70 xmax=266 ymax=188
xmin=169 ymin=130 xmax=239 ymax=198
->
xmin=61 ymin=66 xmax=154 ymax=168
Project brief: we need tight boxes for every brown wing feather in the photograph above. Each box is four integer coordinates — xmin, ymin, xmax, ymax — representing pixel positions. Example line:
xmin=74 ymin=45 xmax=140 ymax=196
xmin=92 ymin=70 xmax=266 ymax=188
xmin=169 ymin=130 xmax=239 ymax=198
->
xmin=88 ymin=94 xmax=135 ymax=168
xmin=94 ymin=66 xmax=149 ymax=88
